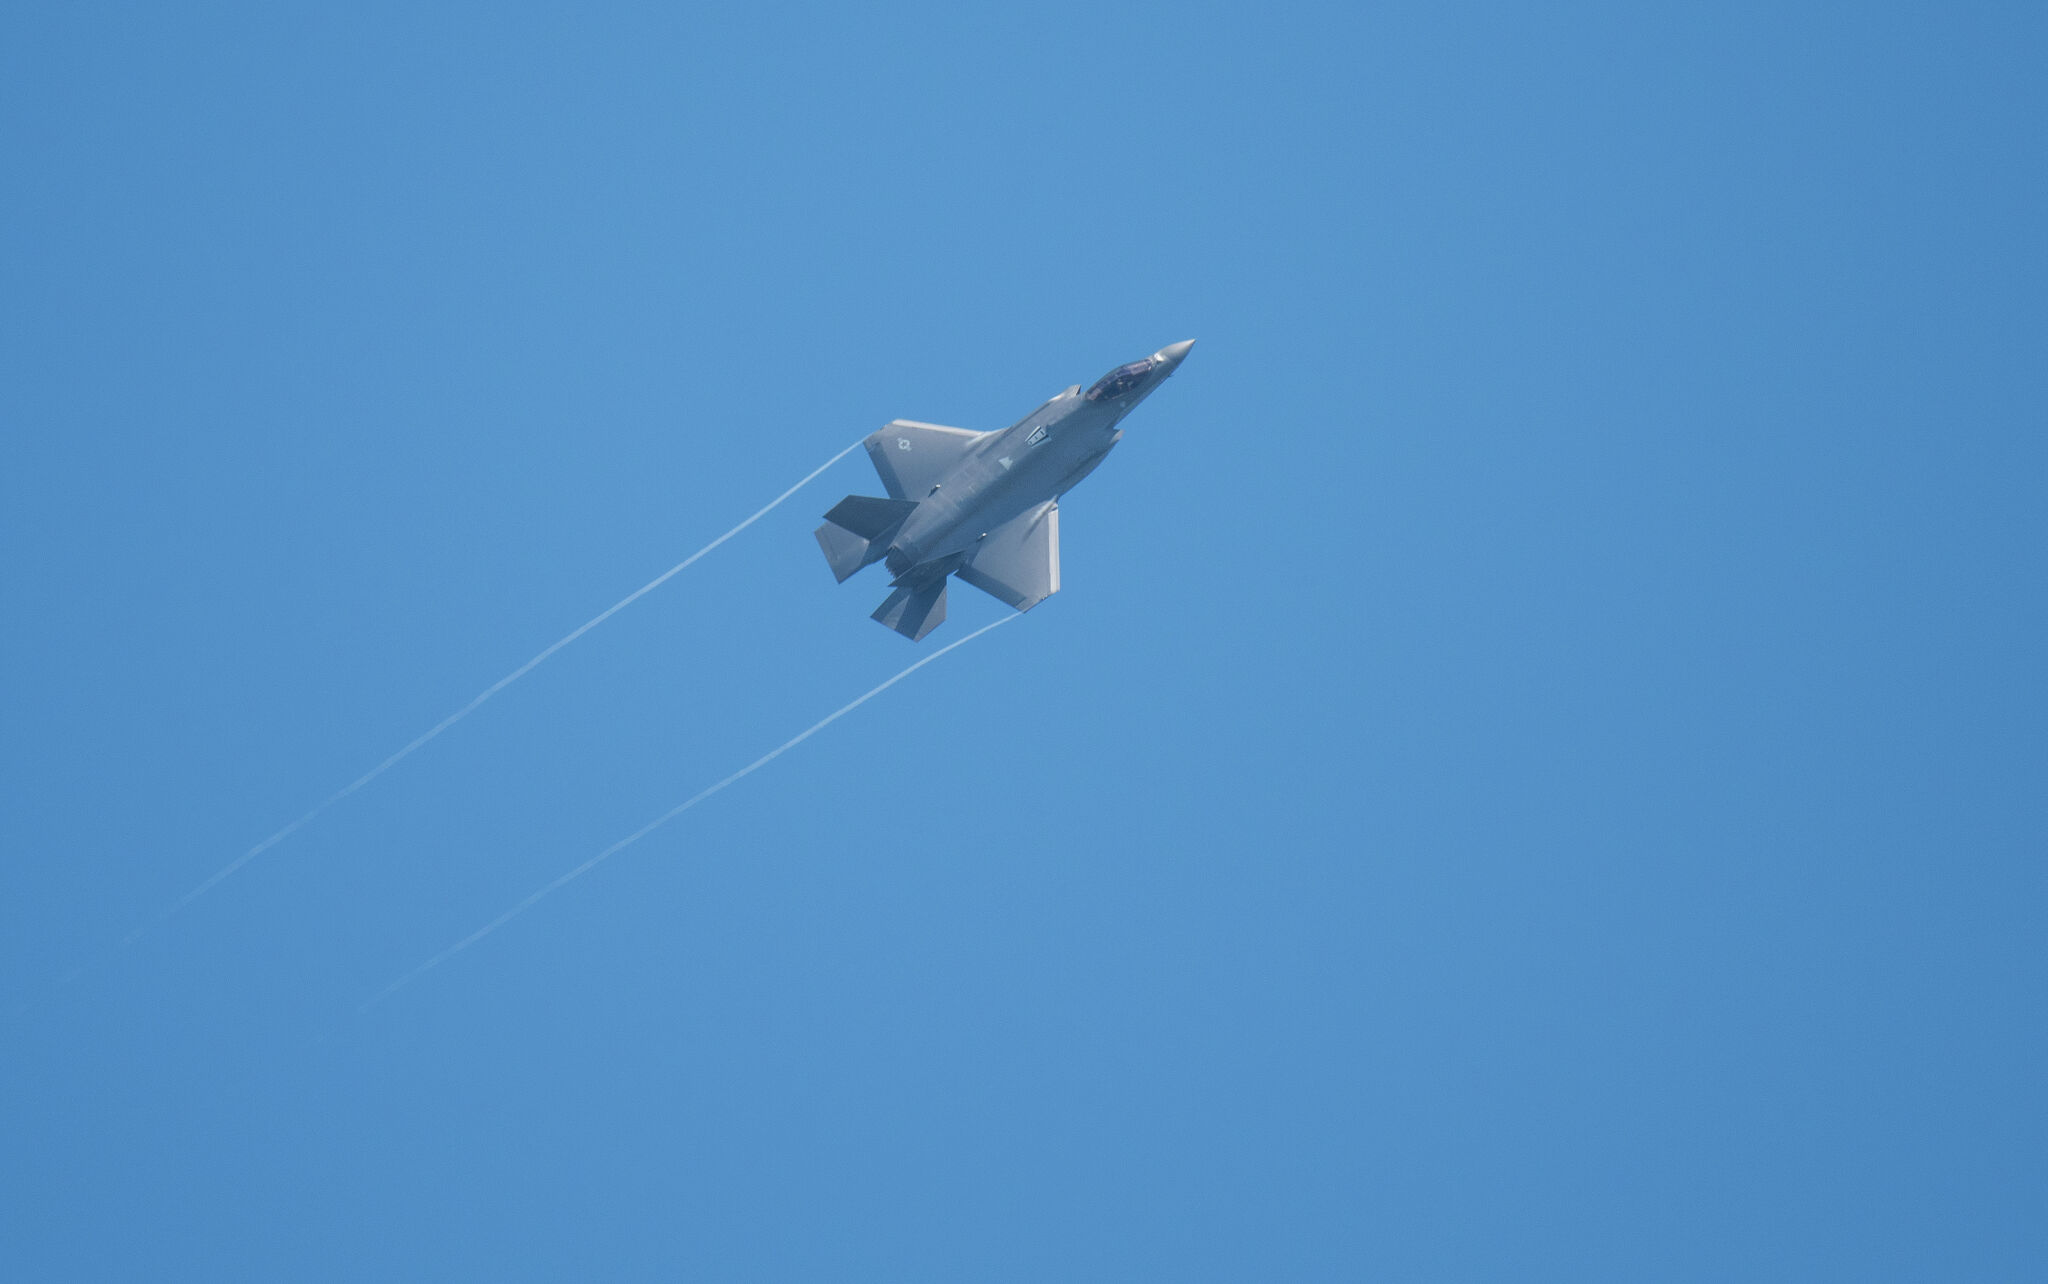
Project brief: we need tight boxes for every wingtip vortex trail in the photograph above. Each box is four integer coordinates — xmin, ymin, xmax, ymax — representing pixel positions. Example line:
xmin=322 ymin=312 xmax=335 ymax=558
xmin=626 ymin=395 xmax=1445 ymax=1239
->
xmin=361 ymin=611 xmax=1017 ymax=1011
xmin=119 ymin=438 xmax=867 ymax=950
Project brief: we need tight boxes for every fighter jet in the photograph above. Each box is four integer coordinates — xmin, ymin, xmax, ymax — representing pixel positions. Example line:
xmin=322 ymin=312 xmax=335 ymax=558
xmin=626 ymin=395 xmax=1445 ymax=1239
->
xmin=815 ymin=340 xmax=1196 ymax=640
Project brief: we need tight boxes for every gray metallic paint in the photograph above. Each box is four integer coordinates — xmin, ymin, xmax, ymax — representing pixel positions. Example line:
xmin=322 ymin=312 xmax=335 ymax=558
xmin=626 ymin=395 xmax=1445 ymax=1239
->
xmin=816 ymin=340 xmax=1194 ymax=640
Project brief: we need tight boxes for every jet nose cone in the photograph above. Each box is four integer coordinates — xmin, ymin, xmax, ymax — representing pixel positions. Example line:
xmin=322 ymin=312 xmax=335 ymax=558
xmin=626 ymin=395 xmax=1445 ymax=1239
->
xmin=1153 ymin=339 xmax=1197 ymax=370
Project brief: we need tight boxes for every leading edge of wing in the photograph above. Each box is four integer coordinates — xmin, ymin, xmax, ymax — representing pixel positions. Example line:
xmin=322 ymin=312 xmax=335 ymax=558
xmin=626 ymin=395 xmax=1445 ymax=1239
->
xmin=958 ymin=500 xmax=1060 ymax=612
xmin=865 ymin=420 xmax=987 ymax=501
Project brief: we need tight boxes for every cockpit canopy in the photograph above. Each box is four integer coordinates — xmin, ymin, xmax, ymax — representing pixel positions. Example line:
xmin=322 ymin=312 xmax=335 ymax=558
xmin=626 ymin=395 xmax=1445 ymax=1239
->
xmin=1085 ymin=360 xmax=1153 ymax=402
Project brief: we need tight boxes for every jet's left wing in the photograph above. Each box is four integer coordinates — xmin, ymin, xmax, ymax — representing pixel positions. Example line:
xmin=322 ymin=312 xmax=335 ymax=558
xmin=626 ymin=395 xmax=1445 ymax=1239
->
xmin=866 ymin=420 xmax=987 ymax=500
xmin=958 ymin=500 xmax=1060 ymax=611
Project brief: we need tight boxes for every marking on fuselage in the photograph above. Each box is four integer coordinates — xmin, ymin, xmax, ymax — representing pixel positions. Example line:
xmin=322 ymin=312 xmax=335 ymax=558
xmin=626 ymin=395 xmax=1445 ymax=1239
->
xmin=998 ymin=456 xmax=1013 ymax=470
xmin=896 ymin=437 xmax=911 ymax=450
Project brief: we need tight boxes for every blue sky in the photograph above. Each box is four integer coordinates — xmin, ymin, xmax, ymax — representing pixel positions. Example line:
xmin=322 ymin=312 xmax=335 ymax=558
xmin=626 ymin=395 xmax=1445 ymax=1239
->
xmin=4 ymin=2 xmax=2043 ymax=1278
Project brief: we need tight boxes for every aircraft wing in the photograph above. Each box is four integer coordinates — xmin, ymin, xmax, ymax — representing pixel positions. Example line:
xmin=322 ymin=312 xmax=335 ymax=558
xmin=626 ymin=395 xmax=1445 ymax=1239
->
xmin=959 ymin=500 xmax=1060 ymax=611
xmin=865 ymin=420 xmax=986 ymax=500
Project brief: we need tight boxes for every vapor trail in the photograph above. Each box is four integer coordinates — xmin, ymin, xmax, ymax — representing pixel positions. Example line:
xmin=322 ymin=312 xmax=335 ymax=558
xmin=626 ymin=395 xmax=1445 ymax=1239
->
xmin=141 ymin=438 xmax=864 ymax=936
xmin=361 ymin=612 xmax=1015 ymax=1009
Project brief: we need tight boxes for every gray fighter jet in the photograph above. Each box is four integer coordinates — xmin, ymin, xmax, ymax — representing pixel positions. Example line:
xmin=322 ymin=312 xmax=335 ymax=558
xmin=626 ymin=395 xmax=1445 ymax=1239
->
xmin=815 ymin=340 xmax=1195 ymax=640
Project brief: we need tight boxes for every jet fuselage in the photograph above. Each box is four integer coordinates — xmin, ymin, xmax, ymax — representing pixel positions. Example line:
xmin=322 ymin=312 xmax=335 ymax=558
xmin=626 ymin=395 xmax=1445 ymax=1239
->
xmin=815 ymin=340 xmax=1194 ymax=640
xmin=886 ymin=390 xmax=1118 ymax=581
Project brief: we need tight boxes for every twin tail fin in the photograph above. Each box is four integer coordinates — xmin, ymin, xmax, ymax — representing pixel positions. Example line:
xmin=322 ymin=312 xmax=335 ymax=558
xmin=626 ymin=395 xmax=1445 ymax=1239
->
xmin=871 ymin=579 xmax=947 ymax=642
xmin=813 ymin=491 xmax=961 ymax=642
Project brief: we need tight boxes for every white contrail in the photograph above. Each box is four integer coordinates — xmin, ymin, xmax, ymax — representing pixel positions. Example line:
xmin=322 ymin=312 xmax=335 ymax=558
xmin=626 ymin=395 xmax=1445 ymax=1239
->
xmin=361 ymin=612 xmax=1016 ymax=1010
xmin=139 ymin=438 xmax=865 ymax=937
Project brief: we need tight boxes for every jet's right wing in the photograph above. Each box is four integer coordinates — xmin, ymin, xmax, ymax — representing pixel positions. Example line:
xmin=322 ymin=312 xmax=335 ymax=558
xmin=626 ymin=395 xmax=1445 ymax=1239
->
xmin=865 ymin=420 xmax=986 ymax=500
xmin=959 ymin=501 xmax=1060 ymax=611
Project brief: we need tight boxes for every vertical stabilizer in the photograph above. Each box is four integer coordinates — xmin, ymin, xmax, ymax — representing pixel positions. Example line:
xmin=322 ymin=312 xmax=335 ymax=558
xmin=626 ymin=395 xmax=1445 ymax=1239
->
xmin=872 ymin=580 xmax=948 ymax=641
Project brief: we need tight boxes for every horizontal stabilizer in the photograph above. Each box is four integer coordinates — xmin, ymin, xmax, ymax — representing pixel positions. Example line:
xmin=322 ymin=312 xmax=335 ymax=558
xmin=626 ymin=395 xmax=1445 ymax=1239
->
xmin=824 ymin=493 xmax=918 ymax=542
xmin=814 ymin=521 xmax=879 ymax=583
xmin=872 ymin=579 xmax=948 ymax=642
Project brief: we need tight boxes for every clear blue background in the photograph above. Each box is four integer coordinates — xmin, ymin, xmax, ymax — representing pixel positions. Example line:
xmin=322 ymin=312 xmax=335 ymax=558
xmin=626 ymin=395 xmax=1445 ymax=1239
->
xmin=4 ymin=2 xmax=2043 ymax=1278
